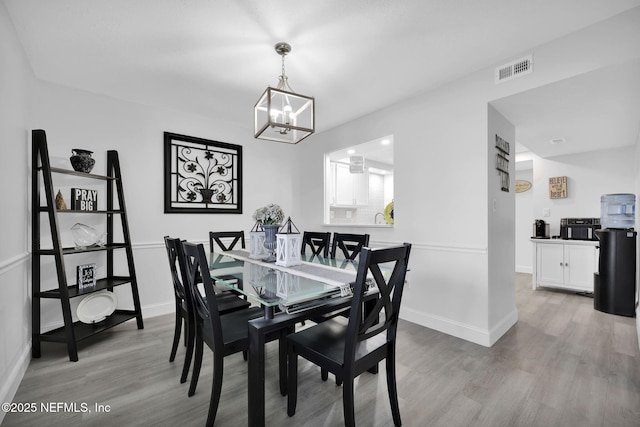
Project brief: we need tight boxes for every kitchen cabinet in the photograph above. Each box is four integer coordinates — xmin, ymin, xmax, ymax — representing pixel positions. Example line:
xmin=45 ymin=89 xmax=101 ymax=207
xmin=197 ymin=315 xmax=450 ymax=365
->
xmin=330 ymin=162 xmax=368 ymax=207
xmin=532 ymin=239 xmax=599 ymax=292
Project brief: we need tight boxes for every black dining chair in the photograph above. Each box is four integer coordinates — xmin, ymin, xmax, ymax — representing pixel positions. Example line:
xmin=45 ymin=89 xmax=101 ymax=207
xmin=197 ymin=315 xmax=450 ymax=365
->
xmin=286 ymin=243 xmax=412 ymax=427
xmin=330 ymin=232 xmax=370 ymax=260
xmin=164 ymin=237 xmax=250 ymax=384
xmin=208 ymin=230 xmax=247 ymax=298
xmin=180 ymin=241 xmax=283 ymax=426
xmin=208 ymin=230 xmax=245 ymax=252
xmin=301 ymin=231 xmax=331 ymax=257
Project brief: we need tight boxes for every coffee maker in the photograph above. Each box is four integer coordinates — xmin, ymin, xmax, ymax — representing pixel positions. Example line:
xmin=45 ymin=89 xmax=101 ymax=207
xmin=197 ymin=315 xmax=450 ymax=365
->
xmin=533 ymin=219 xmax=549 ymax=238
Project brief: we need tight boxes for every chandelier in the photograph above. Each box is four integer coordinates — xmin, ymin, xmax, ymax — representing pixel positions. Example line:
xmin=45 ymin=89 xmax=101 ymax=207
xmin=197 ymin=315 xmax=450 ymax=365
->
xmin=254 ymin=42 xmax=315 ymax=144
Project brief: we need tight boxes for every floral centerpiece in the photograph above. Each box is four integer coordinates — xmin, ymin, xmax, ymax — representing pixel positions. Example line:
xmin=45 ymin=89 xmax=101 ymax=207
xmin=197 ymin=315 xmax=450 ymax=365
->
xmin=252 ymin=203 xmax=285 ymax=226
xmin=252 ymin=204 xmax=284 ymax=262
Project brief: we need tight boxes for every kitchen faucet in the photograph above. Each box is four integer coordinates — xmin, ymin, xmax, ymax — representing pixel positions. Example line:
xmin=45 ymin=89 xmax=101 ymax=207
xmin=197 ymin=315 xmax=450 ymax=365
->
xmin=374 ymin=212 xmax=385 ymax=224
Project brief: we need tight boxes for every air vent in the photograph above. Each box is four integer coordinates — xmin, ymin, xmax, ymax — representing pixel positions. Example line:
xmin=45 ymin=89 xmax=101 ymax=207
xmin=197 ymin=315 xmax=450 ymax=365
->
xmin=495 ymin=55 xmax=533 ymax=83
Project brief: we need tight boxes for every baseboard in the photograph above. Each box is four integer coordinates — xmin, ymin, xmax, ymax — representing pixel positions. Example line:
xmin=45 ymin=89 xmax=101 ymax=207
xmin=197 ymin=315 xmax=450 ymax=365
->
xmin=516 ymin=264 xmax=532 ymax=274
xmin=142 ymin=301 xmax=174 ymax=319
xmin=400 ymin=307 xmax=518 ymax=347
xmin=0 ymin=343 xmax=31 ymax=424
xmin=488 ymin=308 xmax=519 ymax=346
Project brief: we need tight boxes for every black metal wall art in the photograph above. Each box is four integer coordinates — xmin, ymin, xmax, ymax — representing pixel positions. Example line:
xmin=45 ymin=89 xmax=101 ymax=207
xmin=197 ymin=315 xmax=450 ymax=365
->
xmin=164 ymin=132 xmax=242 ymax=213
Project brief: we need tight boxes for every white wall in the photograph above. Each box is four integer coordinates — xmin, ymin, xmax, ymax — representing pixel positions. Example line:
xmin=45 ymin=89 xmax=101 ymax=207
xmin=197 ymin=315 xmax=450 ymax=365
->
xmin=515 ymin=167 xmax=534 ymax=272
xmin=533 ymin=147 xmax=636 ymax=236
xmin=514 ymin=147 xmax=635 ymax=273
xmin=0 ymin=1 xmax=33 ymax=420
xmin=294 ymin=8 xmax=640 ymax=347
xmin=487 ymin=105 xmax=517 ymax=338
xmin=28 ymin=80 xmax=301 ymax=327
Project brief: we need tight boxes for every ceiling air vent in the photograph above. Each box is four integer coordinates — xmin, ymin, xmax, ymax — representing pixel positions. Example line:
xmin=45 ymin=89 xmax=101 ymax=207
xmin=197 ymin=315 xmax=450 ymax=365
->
xmin=495 ymin=55 xmax=533 ymax=83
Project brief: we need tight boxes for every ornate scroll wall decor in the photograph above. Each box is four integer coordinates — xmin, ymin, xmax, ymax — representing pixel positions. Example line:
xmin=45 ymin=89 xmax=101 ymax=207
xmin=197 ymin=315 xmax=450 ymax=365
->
xmin=495 ymin=134 xmax=510 ymax=192
xmin=164 ymin=132 xmax=242 ymax=214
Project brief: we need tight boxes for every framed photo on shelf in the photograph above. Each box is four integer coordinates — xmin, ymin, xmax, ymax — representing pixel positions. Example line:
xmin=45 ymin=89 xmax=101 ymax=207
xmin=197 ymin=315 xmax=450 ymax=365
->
xmin=163 ymin=132 xmax=243 ymax=214
xmin=77 ymin=263 xmax=97 ymax=294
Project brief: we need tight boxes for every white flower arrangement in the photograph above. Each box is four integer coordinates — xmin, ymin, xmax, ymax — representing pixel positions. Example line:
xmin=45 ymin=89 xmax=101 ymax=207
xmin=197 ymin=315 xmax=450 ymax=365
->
xmin=252 ymin=203 xmax=285 ymax=225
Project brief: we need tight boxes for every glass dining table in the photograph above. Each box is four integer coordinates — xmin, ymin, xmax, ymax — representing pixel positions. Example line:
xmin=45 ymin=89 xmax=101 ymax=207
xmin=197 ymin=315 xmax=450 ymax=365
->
xmin=208 ymin=250 xmax=377 ymax=427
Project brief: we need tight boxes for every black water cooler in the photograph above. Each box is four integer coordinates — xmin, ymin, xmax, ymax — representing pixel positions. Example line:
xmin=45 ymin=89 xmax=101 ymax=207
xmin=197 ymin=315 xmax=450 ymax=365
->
xmin=594 ymin=229 xmax=637 ymax=317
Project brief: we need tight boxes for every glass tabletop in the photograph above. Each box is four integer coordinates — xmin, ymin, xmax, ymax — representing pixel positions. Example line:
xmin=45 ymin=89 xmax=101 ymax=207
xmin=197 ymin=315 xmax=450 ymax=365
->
xmin=208 ymin=251 xmax=357 ymax=310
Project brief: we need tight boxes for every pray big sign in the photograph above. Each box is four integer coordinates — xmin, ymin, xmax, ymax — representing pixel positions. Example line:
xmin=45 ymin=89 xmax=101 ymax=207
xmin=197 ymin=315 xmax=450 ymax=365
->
xmin=71 ymin=188 xmax=98 ymax=211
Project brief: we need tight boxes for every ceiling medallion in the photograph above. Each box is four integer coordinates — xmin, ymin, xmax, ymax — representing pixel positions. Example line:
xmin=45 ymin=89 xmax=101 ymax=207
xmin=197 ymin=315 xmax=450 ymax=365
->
xmin=253 ymin=42 xmax=315 ymax=144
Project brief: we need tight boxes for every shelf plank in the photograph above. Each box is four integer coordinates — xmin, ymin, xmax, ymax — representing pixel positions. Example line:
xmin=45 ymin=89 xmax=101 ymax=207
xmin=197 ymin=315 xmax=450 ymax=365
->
xmin=36 ymin=243 xmax=128 ymax=255
xmin=38 ymin=207 xmax=124 ymax=214
xmin=38 ymin=310 xmax=138 ymax=343
xmin=47 ymin=166 xmax=117 ymax=181
xmin=36 ymin=276 xmax=133 ymax=299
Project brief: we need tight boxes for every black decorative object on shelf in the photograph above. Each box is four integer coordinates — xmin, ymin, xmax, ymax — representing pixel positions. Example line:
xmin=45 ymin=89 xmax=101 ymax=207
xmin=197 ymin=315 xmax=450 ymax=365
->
xmin=70 ymin=148 xmax=95 ymax=173
xmin=71 ymin=188 xmax=98 ymax=211
xmin=77 ymin=263 xmax=97 ymax=294
xmin=164 ymin=132 xmax=243 ymax=214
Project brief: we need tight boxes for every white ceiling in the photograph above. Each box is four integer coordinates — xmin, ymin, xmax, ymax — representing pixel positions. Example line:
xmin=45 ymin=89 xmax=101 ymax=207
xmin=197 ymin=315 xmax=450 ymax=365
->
xmin=5 ymin=0 xmax=640 ymax=152
xmin=492 ymin=60 xmax=640 ymax=159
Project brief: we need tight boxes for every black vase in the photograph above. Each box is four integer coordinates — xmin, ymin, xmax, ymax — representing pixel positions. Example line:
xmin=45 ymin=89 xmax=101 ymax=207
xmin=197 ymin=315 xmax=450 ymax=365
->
xmin=70 ymin=149 xmax=95 ymax=173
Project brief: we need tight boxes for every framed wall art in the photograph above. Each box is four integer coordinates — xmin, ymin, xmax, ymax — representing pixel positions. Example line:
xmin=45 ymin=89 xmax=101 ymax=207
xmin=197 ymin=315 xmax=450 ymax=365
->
xmin=164 ymin=132 xmax=242 ymax=214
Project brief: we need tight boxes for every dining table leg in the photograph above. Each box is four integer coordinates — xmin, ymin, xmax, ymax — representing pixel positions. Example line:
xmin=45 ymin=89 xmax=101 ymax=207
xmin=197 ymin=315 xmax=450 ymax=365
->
xmin=248 ymin=321 xmax=266 ymax=427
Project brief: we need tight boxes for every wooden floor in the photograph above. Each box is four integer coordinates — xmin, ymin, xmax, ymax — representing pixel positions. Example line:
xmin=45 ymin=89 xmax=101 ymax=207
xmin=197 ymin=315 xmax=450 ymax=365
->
xmin=4 ymin=273 xmax=640 ymax=426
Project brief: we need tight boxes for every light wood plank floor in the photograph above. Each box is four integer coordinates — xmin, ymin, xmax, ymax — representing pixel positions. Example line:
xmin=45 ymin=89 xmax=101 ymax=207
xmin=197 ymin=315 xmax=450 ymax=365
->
xmin=4 ymin=273 xmax=640 ymax=426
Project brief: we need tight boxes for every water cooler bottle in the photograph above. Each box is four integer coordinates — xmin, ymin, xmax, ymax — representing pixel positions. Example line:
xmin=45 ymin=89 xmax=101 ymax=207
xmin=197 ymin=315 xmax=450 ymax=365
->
xmin=594 ymin=194 xmax=637 ymax=317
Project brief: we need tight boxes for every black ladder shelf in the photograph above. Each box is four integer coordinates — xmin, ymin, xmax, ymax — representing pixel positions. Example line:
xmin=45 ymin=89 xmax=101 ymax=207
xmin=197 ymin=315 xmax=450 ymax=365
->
xmin=31 ymin=129 xmax=144 ymax=362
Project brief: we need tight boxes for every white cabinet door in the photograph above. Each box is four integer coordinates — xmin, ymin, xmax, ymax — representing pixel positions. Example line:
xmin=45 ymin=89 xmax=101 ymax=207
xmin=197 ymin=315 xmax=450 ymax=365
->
xmin=332 ymin=162 xmax=369 ymax=206
xmin=533 ymin=241 xmax=597 ymax=292
xmin=353 ymin=170 xmax=369 ymax=206
xmin=564 ymin=244 xmax=596 ymax=290
xmin=537 ymin=243 xmax=564 ymax=285
xmin=334 ymin=163 xmax=354 ymax=205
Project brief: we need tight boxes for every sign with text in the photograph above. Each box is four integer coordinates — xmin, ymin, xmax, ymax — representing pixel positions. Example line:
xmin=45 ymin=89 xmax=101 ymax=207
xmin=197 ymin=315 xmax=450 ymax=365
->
xmin=71 ymin=188 xmax=98 ymax=211
xmin=77 ymin=263 xmax=97 ymax=294
xmin=549 ymin=176 xmax=568 ymax=199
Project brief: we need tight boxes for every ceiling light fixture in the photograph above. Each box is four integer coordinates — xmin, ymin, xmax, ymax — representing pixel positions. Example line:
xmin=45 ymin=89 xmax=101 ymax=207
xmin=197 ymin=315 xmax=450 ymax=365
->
xmin=254 ymin=42 xmax=315 ymax=144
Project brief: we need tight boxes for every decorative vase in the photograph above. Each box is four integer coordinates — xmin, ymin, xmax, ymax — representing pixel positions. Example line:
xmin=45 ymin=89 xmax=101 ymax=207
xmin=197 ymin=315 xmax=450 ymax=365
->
xmin=70 ymin=149 xmax=95 ymax=173
xmin=262 ymin=224 xmax=280 ymax=262
xmin=199 ymin=188 xmax=214 ymax=203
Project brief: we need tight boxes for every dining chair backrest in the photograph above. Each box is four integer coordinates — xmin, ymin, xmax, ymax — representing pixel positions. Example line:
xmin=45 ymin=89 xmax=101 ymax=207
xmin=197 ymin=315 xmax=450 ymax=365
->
xmin=344 ymin=243 xmax=411 ymax=366
xmin=301 ymin=231 xmax=331 ymax=257
xmin=209 ymin=231 xmax=245 ymax=253
xmin=164 ymin=236 xmax=188 ymax=306
xmin=181 ymin=242 xmax=224 ymax=353
xmin=330 ymin=232 xmax=370 ymax=260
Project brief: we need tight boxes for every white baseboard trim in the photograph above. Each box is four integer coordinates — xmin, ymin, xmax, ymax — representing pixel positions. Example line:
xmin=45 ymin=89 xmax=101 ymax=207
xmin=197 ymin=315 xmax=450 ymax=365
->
xmin=0 ymin=342 xmax=31 ymax=423
xmin=488 ymin=308 xmax=519 ymax=346
xmin=516 ymin=265 xmax=532 ymax=274
xmin=142 ymin=301 xmax=175 ymax=319
xmin=400 ymin=307 xmax=518 ymax=348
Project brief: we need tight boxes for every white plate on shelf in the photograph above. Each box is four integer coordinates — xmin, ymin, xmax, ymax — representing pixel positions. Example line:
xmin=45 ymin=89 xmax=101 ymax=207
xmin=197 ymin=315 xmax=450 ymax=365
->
xmin=77 ymin=291 xmax=118 ymax=324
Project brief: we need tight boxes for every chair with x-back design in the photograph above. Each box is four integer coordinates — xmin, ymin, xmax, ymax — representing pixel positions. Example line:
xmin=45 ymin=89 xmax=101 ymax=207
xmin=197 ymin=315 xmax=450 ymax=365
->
xmin=286 ymin=243 xmax=412 ymax=427
xmin=301 ymin=231 xmax=331 ymax=258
